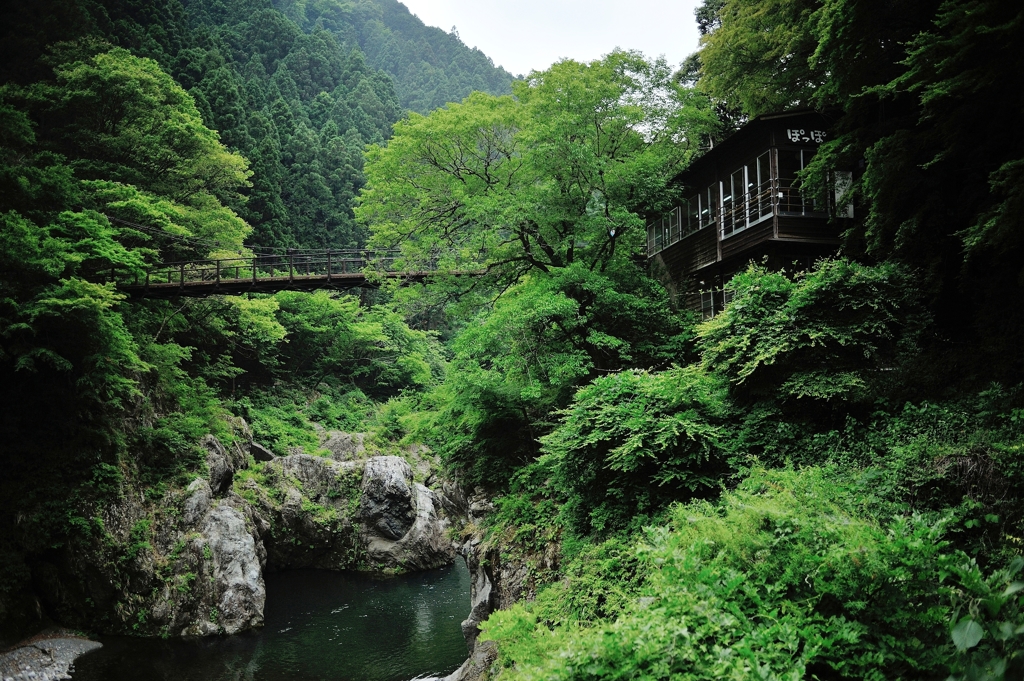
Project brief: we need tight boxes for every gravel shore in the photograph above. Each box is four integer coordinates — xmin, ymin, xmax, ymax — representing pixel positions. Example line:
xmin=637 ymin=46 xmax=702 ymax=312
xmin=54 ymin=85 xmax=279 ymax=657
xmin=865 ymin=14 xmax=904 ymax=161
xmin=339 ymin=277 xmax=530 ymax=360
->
xmin=0 ymin=630 xmax=101 ymax=681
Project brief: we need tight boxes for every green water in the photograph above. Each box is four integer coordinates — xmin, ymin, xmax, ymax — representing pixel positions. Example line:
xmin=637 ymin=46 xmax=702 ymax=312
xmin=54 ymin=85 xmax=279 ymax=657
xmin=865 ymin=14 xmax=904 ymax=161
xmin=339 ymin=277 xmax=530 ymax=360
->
xmin=73 ymin=561 xmax=471 ymax=681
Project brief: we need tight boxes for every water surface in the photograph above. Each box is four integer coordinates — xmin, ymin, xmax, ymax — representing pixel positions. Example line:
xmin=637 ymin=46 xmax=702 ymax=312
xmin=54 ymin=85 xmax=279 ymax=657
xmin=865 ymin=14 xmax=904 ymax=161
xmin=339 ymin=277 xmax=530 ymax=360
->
xmin=73 ymin=561 xmax=470 ymax=681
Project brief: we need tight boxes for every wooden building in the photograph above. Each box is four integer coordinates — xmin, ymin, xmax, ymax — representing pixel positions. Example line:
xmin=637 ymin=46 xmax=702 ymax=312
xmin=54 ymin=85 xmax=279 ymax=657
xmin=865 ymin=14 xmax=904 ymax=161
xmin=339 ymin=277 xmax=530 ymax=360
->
xmin=647 ymin=110 xmax=852 ymax=318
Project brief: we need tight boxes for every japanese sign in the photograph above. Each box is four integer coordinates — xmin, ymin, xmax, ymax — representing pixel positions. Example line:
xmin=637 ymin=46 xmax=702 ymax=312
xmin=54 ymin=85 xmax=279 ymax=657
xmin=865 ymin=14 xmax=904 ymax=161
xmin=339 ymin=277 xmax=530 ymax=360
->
xmin=786 ymin=129 xmax=826 ymax=144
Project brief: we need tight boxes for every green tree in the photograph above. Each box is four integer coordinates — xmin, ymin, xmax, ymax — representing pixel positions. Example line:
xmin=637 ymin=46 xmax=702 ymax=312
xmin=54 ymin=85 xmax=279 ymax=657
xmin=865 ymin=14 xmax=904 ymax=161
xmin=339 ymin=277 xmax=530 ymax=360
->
xmin=359 ymin=51 xmax=717 ymax=290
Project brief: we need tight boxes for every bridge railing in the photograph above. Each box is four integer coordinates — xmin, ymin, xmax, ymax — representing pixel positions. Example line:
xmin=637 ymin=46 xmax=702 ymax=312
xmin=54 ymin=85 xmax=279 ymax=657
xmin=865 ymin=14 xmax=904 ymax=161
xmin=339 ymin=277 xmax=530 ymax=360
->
xmin=128 ymin=250 xmax=438 ymax=290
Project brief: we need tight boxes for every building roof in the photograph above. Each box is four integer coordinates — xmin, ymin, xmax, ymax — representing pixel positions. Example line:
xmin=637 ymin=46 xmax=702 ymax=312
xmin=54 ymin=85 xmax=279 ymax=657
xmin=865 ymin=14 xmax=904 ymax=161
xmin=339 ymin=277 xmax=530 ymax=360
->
xmin=679 ymin=109 xmax=838 ymax=182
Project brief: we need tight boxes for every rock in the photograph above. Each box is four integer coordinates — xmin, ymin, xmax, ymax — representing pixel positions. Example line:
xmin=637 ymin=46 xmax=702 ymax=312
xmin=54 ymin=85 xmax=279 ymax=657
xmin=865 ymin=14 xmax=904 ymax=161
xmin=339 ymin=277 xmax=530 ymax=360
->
xmin=202 ymin=436 xmax=233 ymax=495
xmin=257 ymin=456 xmax=361 ymax=571
xmin=438 ymin=639 xmax=498 ymax=681
xmin=320 ymin=431 xmax=366 ymax=461
xmin=250 ymin=442 xmax=275 ymax=462
xmin=182 ymin=478 xmax=212 ymax=526
xmin=279 ymin=454 xmax=354 ymax=497
xmin=13 ymin=430 xmax=458 ymax=640
xmin=359 ymin=457 xmax=416 ymax=540
xmin=201 ymin=504 xmax=265 ymax=635
xmin=363 ymin=483 xmax=456 ymax=571
xmin=225 ymin=416 xmax=253 ymax=471
xmin=459 ymin=545 xmax=498 ymax=650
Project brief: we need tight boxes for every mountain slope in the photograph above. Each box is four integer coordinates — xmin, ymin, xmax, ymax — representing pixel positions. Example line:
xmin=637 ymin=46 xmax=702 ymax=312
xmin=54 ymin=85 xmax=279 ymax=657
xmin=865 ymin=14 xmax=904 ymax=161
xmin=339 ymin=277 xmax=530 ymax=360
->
xmin=274 ymin=0 xmax=517 ymax=112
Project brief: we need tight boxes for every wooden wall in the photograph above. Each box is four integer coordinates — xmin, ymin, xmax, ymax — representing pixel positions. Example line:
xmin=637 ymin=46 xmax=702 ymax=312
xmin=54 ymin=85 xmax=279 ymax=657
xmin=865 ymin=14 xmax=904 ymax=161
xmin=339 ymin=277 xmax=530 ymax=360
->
xmin=658 ymin=227 xmax=717 ymax=276
xmin=776 ymin=216 xmax=842 ymax=241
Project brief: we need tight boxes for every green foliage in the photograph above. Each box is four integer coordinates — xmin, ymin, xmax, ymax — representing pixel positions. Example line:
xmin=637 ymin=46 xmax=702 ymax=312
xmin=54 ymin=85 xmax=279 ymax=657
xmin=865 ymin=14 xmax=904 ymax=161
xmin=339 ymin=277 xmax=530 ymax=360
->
xmin=946 ymin=556 xmax=1024 ymax=681
xmin=271 ymin=291 xmax=442 ymax=395
xmin=277 ymin=0 xmax=515 ymax=111
xmin=359 ymin=51 xmax=718 ymax=296
xmin=124 ymin=519 xmax=153 ymax=562
xmin=698 ymin=259 xmax=922 ymax=404
xmin=483 ymin=468 xmax=968 ymax=681
xmin=542 ymin=365 xmax=732 ymax=535
xmin=409 ymin=265 xmax=695 ymax=490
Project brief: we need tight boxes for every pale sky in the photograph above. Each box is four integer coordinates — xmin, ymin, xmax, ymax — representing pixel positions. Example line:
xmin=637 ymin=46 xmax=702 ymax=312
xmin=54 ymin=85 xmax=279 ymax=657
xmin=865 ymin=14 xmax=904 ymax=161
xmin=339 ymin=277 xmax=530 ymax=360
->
xmin=398 ymin=0 xmax=704 ymax=77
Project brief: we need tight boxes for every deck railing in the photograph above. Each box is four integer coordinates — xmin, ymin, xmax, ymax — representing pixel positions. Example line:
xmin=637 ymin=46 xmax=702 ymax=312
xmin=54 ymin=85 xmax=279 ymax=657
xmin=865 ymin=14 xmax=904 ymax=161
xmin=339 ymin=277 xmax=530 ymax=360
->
xmin=115 ymin=249 xmax=441 ymax=294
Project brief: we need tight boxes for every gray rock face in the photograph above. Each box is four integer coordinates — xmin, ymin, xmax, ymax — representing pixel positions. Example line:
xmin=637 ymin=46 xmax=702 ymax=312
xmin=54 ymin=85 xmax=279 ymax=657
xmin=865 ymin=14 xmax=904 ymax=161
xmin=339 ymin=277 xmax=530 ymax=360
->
xmin=16 ymin=434 xmax=457 ymax=641
xmin=248 ymin=455 xmax=361 ymax=571
xmin=321 ymin=431 xmax=366 ymax=460
xmin=201 ymin=504 xmax=265 ymax=635
xmin=280 ymin=454 xmax=356 ymax=496
xmin=183 ymin=478 xmax=212 ymax=526
xmin=250 ymin=441 xmax=275 ymax=462
xmin=460 ymin=544 xmax=496 ymax=650
xmin=360 ymin=457 xmax=417 ymax=540
xmin=224 ymin=416 xmax=253 ymax=470
xmin=203 ymin=435 xmax=234 ymax=495
xmin=363 ymin=482 xmax=456 ymax=571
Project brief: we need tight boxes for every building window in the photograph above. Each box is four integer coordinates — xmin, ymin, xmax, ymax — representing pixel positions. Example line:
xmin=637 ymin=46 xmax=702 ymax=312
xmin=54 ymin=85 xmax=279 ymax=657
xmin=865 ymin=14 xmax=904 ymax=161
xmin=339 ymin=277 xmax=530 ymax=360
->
xmin=700 ymin=184 xmax=719 ymax=230
xmin=700 ymin=291 xmax=716 ymax=320
xmin=667 ymin=207 xmax=681 ymax=246
xmin=777 ymin=148 xmax=824 ymax=216
xmin=755 ymin=151 xmax=772 ymax=220
xmin=682 ymin=195 xmax=700 ymax=237
xmin=723 ymin=153 xmax=775 ymax=240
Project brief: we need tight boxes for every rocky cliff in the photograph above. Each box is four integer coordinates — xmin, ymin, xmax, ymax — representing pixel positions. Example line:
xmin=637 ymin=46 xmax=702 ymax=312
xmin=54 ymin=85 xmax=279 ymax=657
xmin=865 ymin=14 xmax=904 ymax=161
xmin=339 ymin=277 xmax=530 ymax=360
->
xmin=436 ymin=484 xmax=560 ymax=681
xmin=23 ymin=424 xmax=456 ymax=638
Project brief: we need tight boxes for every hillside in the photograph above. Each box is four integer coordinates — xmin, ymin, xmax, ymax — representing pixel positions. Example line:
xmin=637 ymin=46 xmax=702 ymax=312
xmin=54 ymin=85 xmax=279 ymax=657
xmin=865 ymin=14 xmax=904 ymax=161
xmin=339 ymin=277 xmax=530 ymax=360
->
xmin=0 ymin=0 xmax=514 ymax=250
xmin=275 ymin=0 xmax=517 ymax=111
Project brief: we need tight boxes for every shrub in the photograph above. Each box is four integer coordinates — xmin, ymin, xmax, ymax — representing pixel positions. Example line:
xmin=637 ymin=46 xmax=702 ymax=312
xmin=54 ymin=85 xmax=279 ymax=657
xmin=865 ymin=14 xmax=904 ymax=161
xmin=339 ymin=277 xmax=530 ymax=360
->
xmin=541 ymin=365 xmax=733 ymax=535
xmin=699 ymin=259 xmax=923 ymax=406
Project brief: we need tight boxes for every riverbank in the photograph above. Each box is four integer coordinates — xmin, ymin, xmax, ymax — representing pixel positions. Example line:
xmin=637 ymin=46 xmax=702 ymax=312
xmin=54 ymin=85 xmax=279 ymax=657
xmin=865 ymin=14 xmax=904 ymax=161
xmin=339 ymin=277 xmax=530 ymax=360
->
xmin=0 ymin=628 xmax=101 ymax=681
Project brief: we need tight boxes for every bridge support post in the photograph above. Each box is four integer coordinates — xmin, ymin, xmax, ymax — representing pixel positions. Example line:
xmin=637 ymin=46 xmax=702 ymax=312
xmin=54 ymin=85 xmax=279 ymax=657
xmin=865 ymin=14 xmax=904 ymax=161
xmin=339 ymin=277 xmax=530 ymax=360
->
xmin=252 ymin=257 xmax=257 ymax=287
xmin=327 ymin=250 xmax=332 ymax=282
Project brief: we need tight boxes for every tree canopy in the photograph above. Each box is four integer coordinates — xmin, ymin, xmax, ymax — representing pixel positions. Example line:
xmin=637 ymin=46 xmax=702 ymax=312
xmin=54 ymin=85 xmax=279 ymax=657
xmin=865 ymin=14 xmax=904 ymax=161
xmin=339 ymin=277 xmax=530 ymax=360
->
xmin=358 ymin=51 xmax=718 ymax=291
xmin=695 ymin=0 xmax=1024 ymax=380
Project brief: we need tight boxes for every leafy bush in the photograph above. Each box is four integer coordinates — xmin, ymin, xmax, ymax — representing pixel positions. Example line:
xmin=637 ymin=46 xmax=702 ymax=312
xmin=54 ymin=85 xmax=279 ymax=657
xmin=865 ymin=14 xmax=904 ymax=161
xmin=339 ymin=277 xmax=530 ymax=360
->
xmin=482 ymin=467 xmax=968 ymax=681
xmin=699 ymin=259 xmax=922 ymax=405
xmin=419 ymin=265 xmax=696 ymax=490
xmin=541 ymin=365 xmax=733 ymax=535
xmin=946 ymin=556 xmax=1024 ymax=681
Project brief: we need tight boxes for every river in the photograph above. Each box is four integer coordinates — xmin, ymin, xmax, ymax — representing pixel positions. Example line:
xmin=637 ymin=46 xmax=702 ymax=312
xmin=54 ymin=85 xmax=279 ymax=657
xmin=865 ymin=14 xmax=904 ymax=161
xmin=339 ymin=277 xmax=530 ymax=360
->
xmin=72 ymin=560 xmax=471 ymax=681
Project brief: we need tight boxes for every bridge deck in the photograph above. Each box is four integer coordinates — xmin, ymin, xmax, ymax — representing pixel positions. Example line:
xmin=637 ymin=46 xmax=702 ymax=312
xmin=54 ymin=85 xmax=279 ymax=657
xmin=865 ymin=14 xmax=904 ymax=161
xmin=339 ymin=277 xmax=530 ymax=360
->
xmin=122 ymin=271 xmax=434 ymax=298
xmin=118 ymin=252 xmax=441 ymax=298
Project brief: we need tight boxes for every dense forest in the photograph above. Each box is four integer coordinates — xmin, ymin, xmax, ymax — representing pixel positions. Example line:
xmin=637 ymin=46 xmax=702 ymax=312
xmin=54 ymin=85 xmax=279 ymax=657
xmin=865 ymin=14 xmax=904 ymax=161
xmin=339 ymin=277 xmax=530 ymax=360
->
xmin=2 ymin=0 xmax=1024 ymax=678
xmin=1 ymin=0 xmax=513 ymax=250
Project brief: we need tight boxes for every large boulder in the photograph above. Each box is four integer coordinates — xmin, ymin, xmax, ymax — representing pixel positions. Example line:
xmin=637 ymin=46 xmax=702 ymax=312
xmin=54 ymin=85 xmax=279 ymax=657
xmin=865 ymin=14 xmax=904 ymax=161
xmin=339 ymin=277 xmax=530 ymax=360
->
xmin=250 ymin=441 xmax=275 ymax=462
xmin=245 ymin=455 xmax=362 ymax=571
xmin=200 ymin=504 xmax=265 ymax=635
xmin=363 ymin=481 xmax=456 ymax=571
xmin=359 ymin=456 xmax=416 ymax=540
xmin=321 ymin=431 xmax=366 ymax=461
xmin=182 ymin=478 xmax=212 ymax=526
xmin=357 ymin=456 xmax=455 ymax=571
xmin=202 ymin=435 xmax=234 ymax=495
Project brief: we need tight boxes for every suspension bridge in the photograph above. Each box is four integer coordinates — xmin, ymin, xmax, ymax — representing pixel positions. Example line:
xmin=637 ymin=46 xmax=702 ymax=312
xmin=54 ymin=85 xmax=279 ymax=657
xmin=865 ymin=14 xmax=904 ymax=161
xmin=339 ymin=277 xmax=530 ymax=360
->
xmin=116 ymin=251 xmax=443 ymax=299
